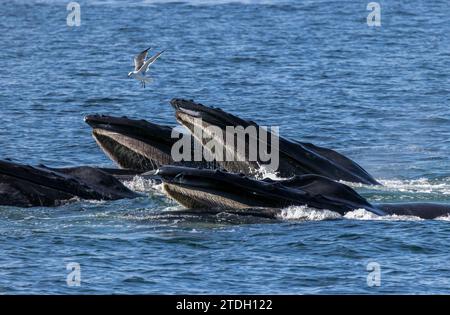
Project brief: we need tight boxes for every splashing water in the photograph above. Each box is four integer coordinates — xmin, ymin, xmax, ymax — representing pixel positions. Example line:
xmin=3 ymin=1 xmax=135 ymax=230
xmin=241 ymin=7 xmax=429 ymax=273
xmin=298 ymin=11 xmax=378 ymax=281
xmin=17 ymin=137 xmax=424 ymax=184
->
xmin=123 ymin=176 xmax=165 ymax=194
xmin=278 ymin=205 xmax=342 ymax=221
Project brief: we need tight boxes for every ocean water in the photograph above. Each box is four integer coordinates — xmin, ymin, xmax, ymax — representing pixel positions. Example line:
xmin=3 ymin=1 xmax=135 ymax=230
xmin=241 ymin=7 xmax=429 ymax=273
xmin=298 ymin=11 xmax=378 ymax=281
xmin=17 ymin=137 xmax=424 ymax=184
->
xmin=1 ymin=0 xmax=450 ymax=294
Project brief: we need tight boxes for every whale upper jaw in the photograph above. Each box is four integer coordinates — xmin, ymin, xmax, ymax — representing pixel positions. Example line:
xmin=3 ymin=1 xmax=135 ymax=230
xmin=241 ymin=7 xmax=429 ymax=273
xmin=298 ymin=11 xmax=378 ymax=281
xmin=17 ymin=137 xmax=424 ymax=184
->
xmin=171 ymin=98 xmax=253 ymax=130
xmin=84 ymin=114 xmax=175 ymax=171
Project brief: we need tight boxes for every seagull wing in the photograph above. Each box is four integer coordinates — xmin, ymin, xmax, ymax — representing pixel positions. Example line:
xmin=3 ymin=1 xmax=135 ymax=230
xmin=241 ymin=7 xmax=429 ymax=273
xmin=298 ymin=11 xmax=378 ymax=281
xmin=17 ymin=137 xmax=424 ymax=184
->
xmin=133 ymin=47 xmax=151 ymax=71
xmin=138 ymin=50 xmax=165 ymax=73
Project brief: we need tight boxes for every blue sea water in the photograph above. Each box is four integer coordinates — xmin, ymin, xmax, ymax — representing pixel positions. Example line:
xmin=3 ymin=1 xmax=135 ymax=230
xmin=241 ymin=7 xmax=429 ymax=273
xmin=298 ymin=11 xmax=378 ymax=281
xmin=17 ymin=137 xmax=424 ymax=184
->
xmin=1 ymin=0 xmax=450 ymax=294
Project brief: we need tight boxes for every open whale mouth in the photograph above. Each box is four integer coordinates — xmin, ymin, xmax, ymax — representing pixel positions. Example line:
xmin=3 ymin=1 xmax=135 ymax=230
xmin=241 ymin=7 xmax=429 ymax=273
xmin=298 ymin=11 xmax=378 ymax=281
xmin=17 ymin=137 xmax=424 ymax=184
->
xmin=84 ymin=115 xmax=175 ymax=171
xmin=170 ymin=98 xmax=267 ymax=174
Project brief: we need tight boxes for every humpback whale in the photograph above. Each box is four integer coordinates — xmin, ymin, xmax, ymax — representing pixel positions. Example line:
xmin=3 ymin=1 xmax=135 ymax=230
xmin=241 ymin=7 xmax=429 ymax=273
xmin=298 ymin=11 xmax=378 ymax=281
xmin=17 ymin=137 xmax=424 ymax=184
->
xmin=0 ymin=159 xmax=138 ymax=207
xmin=157 ymin=166 xmax=450 ymax=220
xmin=171 ymin=99 xmax=380 ymax=185
xmin=85 ymin=114 xmax=177 ymax=171
xmin=158 ymin=166 xmax=381 ymax=216
xmin=85 ymin=114 xmax=212 ymax=171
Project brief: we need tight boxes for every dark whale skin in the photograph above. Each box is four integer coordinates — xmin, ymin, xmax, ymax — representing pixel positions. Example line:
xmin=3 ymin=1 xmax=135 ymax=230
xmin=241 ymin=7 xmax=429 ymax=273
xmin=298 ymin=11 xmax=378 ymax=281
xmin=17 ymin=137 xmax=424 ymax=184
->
xmin=0 ymin=160 xmax=138 ymax=207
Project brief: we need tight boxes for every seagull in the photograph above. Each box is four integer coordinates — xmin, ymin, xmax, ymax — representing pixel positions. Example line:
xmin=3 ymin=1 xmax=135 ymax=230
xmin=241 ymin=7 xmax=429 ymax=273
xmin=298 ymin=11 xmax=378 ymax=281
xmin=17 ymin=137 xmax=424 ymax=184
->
xmin=128 ymin=47 xmax=165 ymax=88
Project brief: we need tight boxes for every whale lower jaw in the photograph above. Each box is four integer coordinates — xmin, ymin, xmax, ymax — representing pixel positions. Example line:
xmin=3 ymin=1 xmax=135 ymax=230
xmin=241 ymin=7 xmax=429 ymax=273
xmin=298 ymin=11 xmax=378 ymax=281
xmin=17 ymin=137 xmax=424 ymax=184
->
xmin=92 ymin=129 xmax=172 ymax=171
xmin=163 ymin=182 xmax=254 ymax=210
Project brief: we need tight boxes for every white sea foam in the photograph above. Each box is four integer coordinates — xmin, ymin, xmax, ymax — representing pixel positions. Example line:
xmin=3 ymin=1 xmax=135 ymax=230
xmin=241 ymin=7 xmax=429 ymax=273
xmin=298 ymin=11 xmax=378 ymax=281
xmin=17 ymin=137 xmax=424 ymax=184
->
xmin=343 ymin=208 xmax=423 ymax=221
xmin=254 ymin=165 xmax=286 ymax=180
xmin=123 ymin=176 xmax=164 ymax=194
xmin=342 ymin=208 xmax=379 ymax=220
xmin=278 ymin=206 xmax=426 ymax=222
xmin=434 ymin=214 xmax=450 ymax=221
xmin=277 ymin=206 xmax=341 ymax=221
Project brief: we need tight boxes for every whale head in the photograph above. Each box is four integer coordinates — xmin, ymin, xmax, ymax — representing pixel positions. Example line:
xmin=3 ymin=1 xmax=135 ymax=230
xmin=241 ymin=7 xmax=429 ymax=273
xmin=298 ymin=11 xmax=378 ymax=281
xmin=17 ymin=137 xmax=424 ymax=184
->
xmin=84 ymin=115 xmax=175 ymax=171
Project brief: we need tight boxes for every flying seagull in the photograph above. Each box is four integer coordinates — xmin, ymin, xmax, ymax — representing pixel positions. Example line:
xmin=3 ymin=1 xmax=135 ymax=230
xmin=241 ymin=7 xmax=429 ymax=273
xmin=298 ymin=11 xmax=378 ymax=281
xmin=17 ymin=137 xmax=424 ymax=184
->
xmin=128 ymin=47 xmax=165 ymax=88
